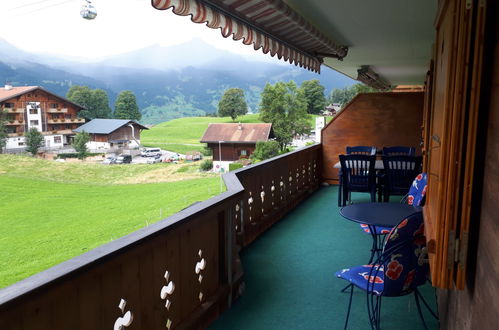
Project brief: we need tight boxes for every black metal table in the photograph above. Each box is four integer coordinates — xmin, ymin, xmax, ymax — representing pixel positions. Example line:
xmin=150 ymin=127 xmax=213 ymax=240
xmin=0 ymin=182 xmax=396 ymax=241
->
xmin=340 ymin=202 xmax=422 ymax=263
xmin=340 ymin=202 xmax=422 ymax=227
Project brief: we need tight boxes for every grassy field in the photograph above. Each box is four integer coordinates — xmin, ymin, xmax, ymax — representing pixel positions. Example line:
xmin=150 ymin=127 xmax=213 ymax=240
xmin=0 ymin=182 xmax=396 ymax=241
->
xmin=141 ymin=113 xmax=327 ymax=154
xmin=0 ymin=155 xmax=222 ymax=288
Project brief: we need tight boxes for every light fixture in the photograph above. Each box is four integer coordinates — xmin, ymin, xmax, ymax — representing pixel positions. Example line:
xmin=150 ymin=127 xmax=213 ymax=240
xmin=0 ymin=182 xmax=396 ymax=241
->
xmin=357 ymin=66 xmax=391 ymax=90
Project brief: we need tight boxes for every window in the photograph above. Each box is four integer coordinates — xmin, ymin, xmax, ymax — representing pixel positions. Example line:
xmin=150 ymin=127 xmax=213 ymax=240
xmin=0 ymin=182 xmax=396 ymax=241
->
xmin=65 ymin=124 xmax=71 ymax=129
xmin=54 ymin=136 xmax=62 ymax=144
xmin=50 ymin=103 xmax=58 ymax=109
xmin=18 ymin=142 xmax=25 ymax=146
xmin=240 ymin=150 xmax=248 ymax=156
xmin=29 ymin=108 xmax=38 ymax=115
xmin=4 ymin=103 xmax=14 ymax=108
xmin=65 ymin=114 xmax=71 ymax=119
xmin=30 ymin=120 xmax=39 ymax=126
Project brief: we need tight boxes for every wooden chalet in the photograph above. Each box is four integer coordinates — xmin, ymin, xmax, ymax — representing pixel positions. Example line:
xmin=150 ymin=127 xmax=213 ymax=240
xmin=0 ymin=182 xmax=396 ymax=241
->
xmin=0 ymin=85 xmax=85 ymax=150
xmin=0 ymin=1 xmax=498 ymax=329
xmin=73 ymin=119 xmax=148 ymax=150
xmin=200 ymin=123 xmax=273 ymax=162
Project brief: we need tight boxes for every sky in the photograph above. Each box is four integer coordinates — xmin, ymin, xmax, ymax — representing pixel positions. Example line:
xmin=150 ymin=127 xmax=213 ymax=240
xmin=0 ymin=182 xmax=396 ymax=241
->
xmin=0 ymin=0 xmax=280 ymax=62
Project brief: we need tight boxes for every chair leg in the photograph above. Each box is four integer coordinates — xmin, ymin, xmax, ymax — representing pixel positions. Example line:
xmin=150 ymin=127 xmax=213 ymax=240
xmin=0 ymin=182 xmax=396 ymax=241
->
xmin=343 ymin=283 xmax=354 ymax=330
xmin=341 ymin=283 xmax=353 ymax=293
xmin=414 ymin=290 xmax=429 ymax=330
xmin=338 ymin=176 xmax=343 ymax=207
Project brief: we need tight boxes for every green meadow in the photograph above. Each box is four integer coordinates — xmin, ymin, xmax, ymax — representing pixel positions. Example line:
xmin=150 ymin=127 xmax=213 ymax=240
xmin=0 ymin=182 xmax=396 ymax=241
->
xmin=0 ymin=155 xmax=221 ymax=288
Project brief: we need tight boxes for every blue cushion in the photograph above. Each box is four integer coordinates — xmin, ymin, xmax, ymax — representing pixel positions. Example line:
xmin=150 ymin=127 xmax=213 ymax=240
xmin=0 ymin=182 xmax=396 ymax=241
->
xmin=335 ymin=265 xmax=385 ymax=296
xmin=407 ymin=173 xmax=428 ymax=206
xmin=359 ymin=224 xmax=392 ymax=235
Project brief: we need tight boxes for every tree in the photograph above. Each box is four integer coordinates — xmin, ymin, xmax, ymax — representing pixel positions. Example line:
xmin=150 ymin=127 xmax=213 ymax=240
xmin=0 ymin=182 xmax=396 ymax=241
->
xmin=25 ymin=127 xmax=44 ymax=156
xmin=259 ymin=81 xmax=311 ymax=150
xmin=73 ymin=131 xmax=90 ymax=160
xmin=251 ymin=140 xmax=280 ymax=161
xmin=66 ymin=85 xmax=112 ymax=119
xmin=300 ymin=80 xmax=326 ymax=114
xmin=217 ymin=88 xmax=248 ymax=121
xmin=114 ymin=91 xmax=141 ymax=120
xmin=327 ymin=83 xmax=378 ymax=107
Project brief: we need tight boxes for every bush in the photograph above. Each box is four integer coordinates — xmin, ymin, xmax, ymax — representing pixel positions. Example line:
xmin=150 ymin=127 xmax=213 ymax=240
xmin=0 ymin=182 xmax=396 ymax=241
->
xmin=201 ymin=146 xmax=212 ymax=156
xmin=200 ymin=160 xmax=213 ymax=171
xmin=229 ymin=163 xmax=243 ymax=171
xmin=251 ymin=140 xmax=280 ymax=161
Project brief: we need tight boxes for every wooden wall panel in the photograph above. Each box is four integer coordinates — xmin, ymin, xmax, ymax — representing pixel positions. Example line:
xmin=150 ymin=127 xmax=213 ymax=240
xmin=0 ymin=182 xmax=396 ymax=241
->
xmin=437 ymin=1 xmax=499 ymax=327
xmin=321 ymin=92 xmax=424 ymax=183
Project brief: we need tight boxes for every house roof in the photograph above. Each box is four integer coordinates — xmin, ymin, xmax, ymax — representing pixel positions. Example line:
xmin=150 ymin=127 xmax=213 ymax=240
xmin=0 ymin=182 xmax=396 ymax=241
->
xmin=74 ymin=119 xmax=148 ymax=134
xmin=200 ymin=123 xmax=273 ymax=143
xmin=0 ymin=86 xmax=85 ymax=109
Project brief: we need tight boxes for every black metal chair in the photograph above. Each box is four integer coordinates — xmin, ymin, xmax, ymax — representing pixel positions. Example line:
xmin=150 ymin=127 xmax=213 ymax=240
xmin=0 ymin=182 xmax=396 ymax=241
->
xmin=339 ymin=154 xmax=377 ymax=206
xmin=338 ymin=146 xmax=377 ymax=206
xmin=378 ymin=147 xmax=415 ymax=199
xmin=346 ymin=146 xmax=377 ymax=155
xmin=382 ymin=146 xmax=416 ymax=156
xmin=382 ymin=155 xmax=422 ymax=202
xmin=336 ymin=212 xmax=438 ymax=329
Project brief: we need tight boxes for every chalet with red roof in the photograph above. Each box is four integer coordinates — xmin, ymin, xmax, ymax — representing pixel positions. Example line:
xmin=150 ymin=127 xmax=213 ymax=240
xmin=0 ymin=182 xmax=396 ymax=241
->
xmin=0 ymin=84 xmax=86 ymax=150
xmin=200 ymin=123 xmax=273 ymax=172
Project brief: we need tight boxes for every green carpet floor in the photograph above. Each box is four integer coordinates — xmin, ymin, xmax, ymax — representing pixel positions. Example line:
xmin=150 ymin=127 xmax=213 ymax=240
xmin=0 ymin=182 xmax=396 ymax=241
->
xmin=209 ymin=186 xmax=439 ymax=330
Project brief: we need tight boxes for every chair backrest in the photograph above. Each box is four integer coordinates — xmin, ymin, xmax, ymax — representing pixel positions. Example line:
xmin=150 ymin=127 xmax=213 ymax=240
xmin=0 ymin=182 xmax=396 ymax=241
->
xmin=346 ymin=146 xmax=377 ymax=155
xmin=339 ymin=154 xmax=376 ymax=189
xmin=382 ymin=146 xmax=416 ymax=156
xmin=382 ymin=155 xmax=423 ymax=195
xmin=370 ymin=212 xmax=428 ymax=297
xmin=406 ymin=173 xmax=428 ymax=206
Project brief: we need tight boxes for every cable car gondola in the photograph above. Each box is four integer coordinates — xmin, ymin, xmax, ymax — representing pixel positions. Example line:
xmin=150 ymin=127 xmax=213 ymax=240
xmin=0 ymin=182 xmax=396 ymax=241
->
xmin=80 ymin=0 xmax=97 ymax=20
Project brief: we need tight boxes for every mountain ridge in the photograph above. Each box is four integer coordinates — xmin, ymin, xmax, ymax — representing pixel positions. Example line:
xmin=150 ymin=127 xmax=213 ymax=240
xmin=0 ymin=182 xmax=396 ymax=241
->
xmin=0 ymin=38 xmax=355 ymax=124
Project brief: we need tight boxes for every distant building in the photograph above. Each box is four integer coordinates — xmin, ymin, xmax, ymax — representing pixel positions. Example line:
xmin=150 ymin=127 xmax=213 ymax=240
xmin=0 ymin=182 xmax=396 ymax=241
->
xmin=200 ymin=123 xmax=273 ymax=172
xmin=323 ymin=103 xmax=341 ymax=116
xmin=74 ymin=119 xmax=148 ymax=150
xmin=0 ymin=84 xmax=86 ymax=150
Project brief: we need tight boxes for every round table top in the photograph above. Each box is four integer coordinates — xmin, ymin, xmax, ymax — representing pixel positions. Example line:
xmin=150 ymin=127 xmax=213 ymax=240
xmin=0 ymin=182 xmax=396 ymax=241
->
xmin=340 ymin=203 xmax=422 ymax=227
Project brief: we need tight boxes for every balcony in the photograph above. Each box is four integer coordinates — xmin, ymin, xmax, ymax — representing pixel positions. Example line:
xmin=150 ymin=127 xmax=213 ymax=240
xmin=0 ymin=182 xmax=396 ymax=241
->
xmin=5 ymin=120 xmax=24 ymax=126
xmin=46 ymin=108 xmax=68 ymax=113
xmin=44 ymin=129 xmax=74 ymax=135
xmin=0 ymin=142 xmax=438 ymax=329
xmin=4 ymin=108 xmax=24 ymax=113
xmin=47 ymin=118 xmax=85 ymax=124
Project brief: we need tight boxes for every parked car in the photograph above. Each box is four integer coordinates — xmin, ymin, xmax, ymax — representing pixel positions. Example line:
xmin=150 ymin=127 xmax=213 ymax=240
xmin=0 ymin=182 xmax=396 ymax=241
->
xmin=115 ymin=155 xmax=132 ymax=164
xmin=102 ymin=156 xmax=116 ymax=165
xmin=141 ymin=148 xmax=161 ymax=157
xmin=146 ymin=154 xmax=162 ymax=164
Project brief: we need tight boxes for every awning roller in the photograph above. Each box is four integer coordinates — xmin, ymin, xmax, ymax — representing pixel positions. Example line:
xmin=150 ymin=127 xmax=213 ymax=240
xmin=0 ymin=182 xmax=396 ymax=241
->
xmin=152 ymin=0 xmax=348 ymax=73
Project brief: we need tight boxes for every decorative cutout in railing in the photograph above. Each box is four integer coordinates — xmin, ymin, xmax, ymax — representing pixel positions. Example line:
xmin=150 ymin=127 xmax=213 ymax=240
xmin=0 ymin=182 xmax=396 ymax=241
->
xmin=113 ymin=298 xmax=133 ymax=330
xmin=195 ymin=249 xmax=206 ymax=302
xmin=160 ymin=270 xmax=175 ymax=329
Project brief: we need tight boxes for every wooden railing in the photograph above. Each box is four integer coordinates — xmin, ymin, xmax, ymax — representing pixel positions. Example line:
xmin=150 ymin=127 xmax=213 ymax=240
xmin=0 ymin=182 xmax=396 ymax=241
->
xmin=0 ymin=144 xmax=321 ymax=330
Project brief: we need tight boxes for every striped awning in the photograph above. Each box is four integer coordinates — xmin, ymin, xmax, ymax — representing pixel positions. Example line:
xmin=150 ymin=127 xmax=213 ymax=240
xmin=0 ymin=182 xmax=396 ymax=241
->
xmin=151 ymin=0 xmax=348 ymax=73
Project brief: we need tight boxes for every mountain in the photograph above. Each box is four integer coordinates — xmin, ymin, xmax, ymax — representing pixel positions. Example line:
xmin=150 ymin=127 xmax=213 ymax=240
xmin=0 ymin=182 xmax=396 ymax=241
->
xmin=0 ymin=38 xmax=355 ymax=124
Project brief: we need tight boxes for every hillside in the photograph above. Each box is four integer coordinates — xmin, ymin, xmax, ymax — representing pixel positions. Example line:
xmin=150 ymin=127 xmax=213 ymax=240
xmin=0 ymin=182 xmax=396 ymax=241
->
xmin=0 ymin=38 xmax=355 ymax=125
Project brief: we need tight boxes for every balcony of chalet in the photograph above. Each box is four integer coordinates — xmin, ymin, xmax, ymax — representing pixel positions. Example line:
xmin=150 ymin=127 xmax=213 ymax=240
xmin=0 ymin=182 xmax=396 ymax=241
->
xmin=0 ymin=91 xmax=440 ymax=329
